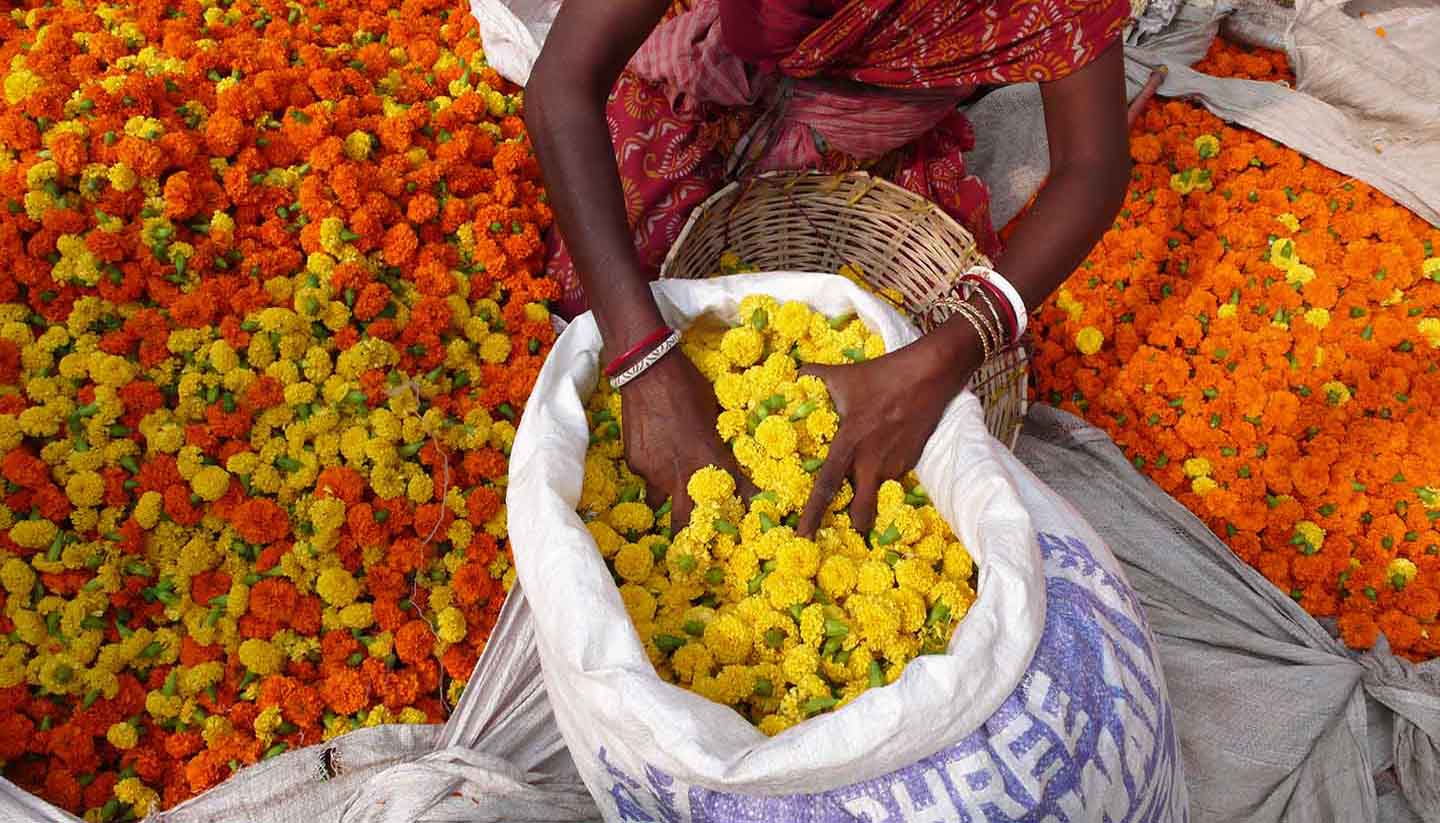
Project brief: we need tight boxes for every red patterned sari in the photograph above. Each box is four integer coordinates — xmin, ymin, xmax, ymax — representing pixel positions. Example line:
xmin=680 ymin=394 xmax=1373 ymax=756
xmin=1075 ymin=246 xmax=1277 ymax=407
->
xmin=547 ymin=0 xmax=1131 ymax=317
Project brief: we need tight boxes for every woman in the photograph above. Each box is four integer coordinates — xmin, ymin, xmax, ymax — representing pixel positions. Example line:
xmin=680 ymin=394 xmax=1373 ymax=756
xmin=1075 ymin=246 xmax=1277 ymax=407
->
xmin=525 ymin=0 xmax=1155 ymax=535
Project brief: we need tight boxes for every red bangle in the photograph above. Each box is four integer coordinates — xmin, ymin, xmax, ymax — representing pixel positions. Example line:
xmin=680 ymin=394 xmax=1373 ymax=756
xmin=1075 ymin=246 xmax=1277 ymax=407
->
xmin=962 ymin=274 xmax=1017 ymax=344
xmin=604 ymin=327 xmax=673 ymax=376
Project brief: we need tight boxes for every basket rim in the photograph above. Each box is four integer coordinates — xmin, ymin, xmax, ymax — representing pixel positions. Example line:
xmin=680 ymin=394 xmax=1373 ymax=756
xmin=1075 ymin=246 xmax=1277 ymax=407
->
xmin=659 ymin=170 xmax=993 ymax=280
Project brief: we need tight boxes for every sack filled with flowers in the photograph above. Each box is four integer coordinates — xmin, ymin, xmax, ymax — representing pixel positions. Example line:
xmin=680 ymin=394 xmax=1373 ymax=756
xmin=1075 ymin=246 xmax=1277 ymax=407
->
xmin=507 ymin=272 xmax=1188 ymax=821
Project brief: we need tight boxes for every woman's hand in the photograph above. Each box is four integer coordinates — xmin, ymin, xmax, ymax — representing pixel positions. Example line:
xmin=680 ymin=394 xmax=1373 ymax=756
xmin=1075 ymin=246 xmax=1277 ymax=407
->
xmin=620 ymin=352 xmax=755 ymax=530
xmin=796 ymin=324 xmax=983 ymax=536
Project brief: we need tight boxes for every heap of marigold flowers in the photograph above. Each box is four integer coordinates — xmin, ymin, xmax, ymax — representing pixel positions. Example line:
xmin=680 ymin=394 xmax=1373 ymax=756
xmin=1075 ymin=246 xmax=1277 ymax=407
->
xmin=580 ymin=294 xmax=978 ymax=735
xmin=1028 ymin=39 xmax=1440 ymax=660
xmin=0 ymin=0 xmax=557 ymax=816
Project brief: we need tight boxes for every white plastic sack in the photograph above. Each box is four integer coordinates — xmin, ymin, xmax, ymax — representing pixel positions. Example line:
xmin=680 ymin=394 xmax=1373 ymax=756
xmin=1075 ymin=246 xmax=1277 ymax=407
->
xmin=0 ymin=584 xmax=595 ymax=823
xmin=508 ymin=273 xmax=1186 ymax=820
xmin=469 ymin=0 xmax=558 ymax=86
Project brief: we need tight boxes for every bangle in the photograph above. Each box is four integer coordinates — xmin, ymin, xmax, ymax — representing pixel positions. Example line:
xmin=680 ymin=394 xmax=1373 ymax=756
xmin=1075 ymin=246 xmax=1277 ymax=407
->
xmin=963 ymin=265 xmax=1027 ymax=339
xmin=965 ymin=282 xmax=1011 ymax=347
xmin=610 ymin=329 xmax=682 ymax=390
xmin=928 ymin=296 xmax=1000 ymax=363
xmin=604 ymin=327 xmax=673 ymax=377
xmin=962 ymin=276 xmax=1016 ymax=345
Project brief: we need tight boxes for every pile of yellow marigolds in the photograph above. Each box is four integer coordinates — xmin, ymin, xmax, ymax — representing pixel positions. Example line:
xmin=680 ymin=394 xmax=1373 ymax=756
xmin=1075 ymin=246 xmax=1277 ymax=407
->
xmin=0 ymin=0 xmax=557 ymax=817
xmin=580 ymin=295 xmax=977 ymax=734
xmin=1030 ymin=40 xmax=1439 ymax=660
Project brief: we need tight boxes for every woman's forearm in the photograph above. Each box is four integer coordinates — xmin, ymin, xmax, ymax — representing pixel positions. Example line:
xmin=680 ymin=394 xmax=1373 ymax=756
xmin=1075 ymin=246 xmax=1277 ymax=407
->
xmin=991 ymin=158 xmax=1129 ymax=310
xmin=526 ymin=82 xmax=665 ymax=350
xmin=523 ymin=0 xmax=671 ymax=352
xmin=920 ymin=42 xmax=1131 ymax=392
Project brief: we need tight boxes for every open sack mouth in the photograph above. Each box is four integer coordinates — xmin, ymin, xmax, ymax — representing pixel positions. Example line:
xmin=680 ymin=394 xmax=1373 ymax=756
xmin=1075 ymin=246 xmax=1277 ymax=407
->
xmin=507 ymin=274 xmax=1047 ymax=791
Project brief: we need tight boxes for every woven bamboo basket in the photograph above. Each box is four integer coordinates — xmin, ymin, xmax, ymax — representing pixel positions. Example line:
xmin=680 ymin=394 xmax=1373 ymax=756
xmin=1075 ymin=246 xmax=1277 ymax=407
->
xmin=660 ymin=171 xmax=1029 ymax=450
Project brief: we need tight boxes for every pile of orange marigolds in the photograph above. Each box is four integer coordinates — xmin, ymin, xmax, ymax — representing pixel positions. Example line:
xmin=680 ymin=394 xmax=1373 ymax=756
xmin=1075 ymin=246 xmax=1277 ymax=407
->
xmin=0 ymin=0 xmax=556 ymax=817
xmin=1030 ymin=39 xmax=1440 ymax=662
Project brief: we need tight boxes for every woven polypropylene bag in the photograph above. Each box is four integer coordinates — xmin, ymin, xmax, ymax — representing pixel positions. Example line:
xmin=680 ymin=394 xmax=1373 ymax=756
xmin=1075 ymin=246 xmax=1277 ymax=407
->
xmin=507 ymin=272 xmax=1186 ymax=820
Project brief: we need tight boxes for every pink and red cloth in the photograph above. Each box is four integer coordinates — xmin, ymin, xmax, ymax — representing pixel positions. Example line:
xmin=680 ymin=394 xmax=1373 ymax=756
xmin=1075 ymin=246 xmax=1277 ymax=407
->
xmin=547 ymin=0 xmax=1131 ymax=318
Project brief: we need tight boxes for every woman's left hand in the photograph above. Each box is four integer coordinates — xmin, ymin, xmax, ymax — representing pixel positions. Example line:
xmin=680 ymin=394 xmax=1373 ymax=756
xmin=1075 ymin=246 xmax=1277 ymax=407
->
xmin=796 ymin=327 xmax=982 ymax=536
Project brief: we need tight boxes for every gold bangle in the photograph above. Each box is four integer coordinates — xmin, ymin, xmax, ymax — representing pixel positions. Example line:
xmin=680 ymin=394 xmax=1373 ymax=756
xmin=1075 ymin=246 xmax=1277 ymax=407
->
xmin=965 ymin=284 xmax=1009 ymax=348
xmin=932 ymin=297 xmax=996 ymax=361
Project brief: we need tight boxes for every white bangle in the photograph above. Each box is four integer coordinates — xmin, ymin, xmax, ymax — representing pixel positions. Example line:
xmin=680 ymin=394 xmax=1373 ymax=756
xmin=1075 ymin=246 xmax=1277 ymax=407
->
xmin=609 ymin=330 xmax=682 ymax=390
xmin=964 ymin=265 xmax=1028 ymax=339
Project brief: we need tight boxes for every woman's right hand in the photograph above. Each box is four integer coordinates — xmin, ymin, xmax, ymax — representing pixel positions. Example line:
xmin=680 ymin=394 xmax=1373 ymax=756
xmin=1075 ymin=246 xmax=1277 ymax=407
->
xmin=619 ymin=351 xmax=752 ymax=531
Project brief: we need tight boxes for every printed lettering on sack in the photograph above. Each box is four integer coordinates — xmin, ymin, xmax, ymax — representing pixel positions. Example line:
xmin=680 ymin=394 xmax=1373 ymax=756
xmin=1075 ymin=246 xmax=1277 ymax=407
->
xmin=596 ymin=532 xmax=1185 ymax=823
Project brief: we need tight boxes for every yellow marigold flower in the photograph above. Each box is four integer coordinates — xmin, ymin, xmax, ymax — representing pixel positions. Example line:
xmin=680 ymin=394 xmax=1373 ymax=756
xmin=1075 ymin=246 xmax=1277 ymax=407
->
xmin=893 ymin=558 xmax=937 ymax=595
xmin=1275 ymin=212 xmax=1300 ymax=232
xmin=181 ymin=662 xmax=224 ymax=696
xmin=1387 ymin=557 xmax=1418 ymax=588
xmin=344 ymin=131 xmax=373 ymax=161
xmin=237 ymin=638 xmax=283 ymax=675
xmin=190 ymin=465 xmax=230 ymax=502
xmin=1194 ymin=134 xmax=1221 ymax=159
xmin=758 ymin=713 xmax=794 ymax=737
xmin=619 ymin=584 xmax=657 ymax=625
xmin=144 ymin=690 xmax=183 ymax=719
xmin=9 ymin=519 xmax=57 ymax=550
xmin=69 ymin=469 xmax=114 ymax=508
xmin=703 ymin=613 xmax=752 ymax=665
xmin=106 ymin=721 xmax=139 ymax=750
xmin=773 ymin=301 xmax=812 ymax=342
xmin=407 ymin=472 xmax=434 ymax=503
xmin=762 ymin=571 xmax=813 ymax=610
xmin=775 ymin=538 xmax=820 ymax=579
xmin=942 ymin=543 xmax=974 ymax=582
xmin=316 ymin=567 xmax=361 ymax=607
xmin=1 ymin=558 xmax=36 ymax=595
xmin=855 ymin=559 xmax=893 ymax=595
xmin=687 ymin=466 xmax=737 ymax=506
xmin=890 ymin=587 xmax=927 ymax=633
xmin=1191 ymin=476 xmax=1218 ymax=496
xmin=1285 ymin=263 xmax=1316 ymax=286
xmin=437 ymin=607 xmax=467 ymax=643
xmin=1293 ymin=520 xmax=1325 ymax=553
xmin=781 ymin=645 xmax=819 ymax=685
xmin=1417 ymin=318 xmax=1440 ymax=349
xmin=478 ymin=333 xmax=511 ymax=364
xmin=754 ymin=416 xmax=798 ymax=460
xmin=1183 ymin=457 xmax=1212 ymax=478
xmin=1303 ymin=308 xmax=1330 ymax=329
xmin=339 ymin=603 xmax=374 ymax=630
xmin=671 ymin=643 xmax=714 ymax=683
xmin=586 ymin=521 xmax=626 ymax=559
xmin=608 ymin=501 xmax=655 ymax=534
xmin=115 ymin=777 xmax=159 ymax=818
xmin=1322 ymin=381 xmax=1352 ymax=406
xmin=1269 ymin=237 xmax=1298 ymax=270
xmin=1075 ymin=326 xmax=1104 ymax=356
xmin=613 ymin=542 xmax=654 ymax=583
xmin=719 ymin=326 xmax=765 ymax=367
xmin=848 ymin=593 xmax=901 ymax=645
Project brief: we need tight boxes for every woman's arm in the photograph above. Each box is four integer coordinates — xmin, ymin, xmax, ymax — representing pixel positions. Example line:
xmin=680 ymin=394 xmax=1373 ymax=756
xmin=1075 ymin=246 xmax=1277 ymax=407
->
xmin=526 ymin=0 xmax=753 ymax=526
xmin=524 ymin=0 xmax=671 ymax=348
xmin=798 ymin=43 xmax=1135 ymax=535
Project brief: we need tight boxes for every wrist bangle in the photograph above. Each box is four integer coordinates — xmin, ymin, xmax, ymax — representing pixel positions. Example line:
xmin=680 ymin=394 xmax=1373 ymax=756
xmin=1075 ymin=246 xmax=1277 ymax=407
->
xmin=963 ymin=265 xmax=1027 ymax=339
xmin=604 ymin=326 xmax=672 ymax=377
xmin=962 ymin=276 xmax=1016 ymax=345
xmin=610 ymin=329 xmax=682 ymax=390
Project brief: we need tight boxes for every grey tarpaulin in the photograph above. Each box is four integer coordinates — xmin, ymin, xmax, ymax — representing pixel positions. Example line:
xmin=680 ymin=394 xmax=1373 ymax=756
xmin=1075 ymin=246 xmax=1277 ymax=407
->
xmin=1015 ymin=404 xmax=1440 ymax=823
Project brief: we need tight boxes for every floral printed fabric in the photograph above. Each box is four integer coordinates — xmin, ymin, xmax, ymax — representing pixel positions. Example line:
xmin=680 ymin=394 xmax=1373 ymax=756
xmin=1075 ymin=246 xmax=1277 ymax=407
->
xmin=546 ymin=0 xmax=1131 ymax=317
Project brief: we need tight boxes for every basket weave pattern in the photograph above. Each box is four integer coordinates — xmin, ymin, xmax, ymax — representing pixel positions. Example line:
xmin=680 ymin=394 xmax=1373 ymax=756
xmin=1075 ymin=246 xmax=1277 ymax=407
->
xmin=660 ymin=171 xmax=1029 ymax=450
